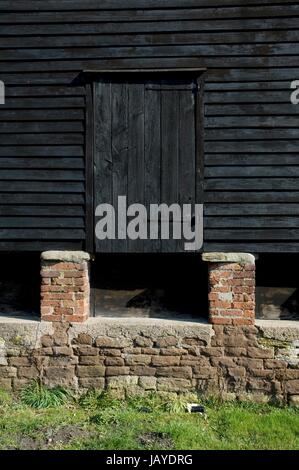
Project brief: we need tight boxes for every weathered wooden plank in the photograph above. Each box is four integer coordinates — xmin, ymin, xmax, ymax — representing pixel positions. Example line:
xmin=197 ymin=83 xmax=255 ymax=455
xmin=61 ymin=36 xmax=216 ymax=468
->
xmin=205 ymin=141 xmax=299 ymax=153
xmin=1 ymin=0 xmax=298 ymax=11
xmin=205 ymin=90 xmax=292 ymax=103
xmin=0 ymin=194 xmax=84 ymax=204
xmin=2 ymin=31 xmax=299 ymax=49
xmin=206 ymin=116 xmax=299 ymax=128
xmin=205 ymin=203 xmax=299 ymax=214
xmin=206 ymin=166 xmax=299 ymax=178
xmin=94 ymin=81 xmax=112 ymax=253
xmin=205 ymin=154 xmax=299 ymax=166
xmin=0 ymin=241 xmax=83 ymax=251
xmin=0 ymin=205 xmax=84 ymax=216
xmin=0 ymin=217 xmax=84 ymax=228
xmin=0 ymin=122 xmax=84 ymax=133
xmin=205 ymin=228 xmax=299 ymax=240
xmin=1 ymin=97 xmax=84 ymax=108
xmin=161 ymin=88 xmax=180 ymax=252
xmin=2 ymin=6 xmax=299 ymax=23
xmin=206 ymin=104 xmax=299 ymax=116
xmin=204 ymin=242 xmax=299 ymax=253
xmin=2 ymin=17 xmax=299 ymax=36
xmin=205 ymin=81 xmax=292 ymax=91
xmin=4 ymin=86 xmax=85 ymax=96
xmin=85 ymin=82 xmax=94 ymax=253
xmin=3 ymin=44 xmax=299 ymax=62
xmin=179 ymin=84 xmax=196 ymax=205
xmin=0 ymin=72 xmax=79 ymax=85
xmin=0 ymin=169 xmax=84 ymax=180
xmin=127 ymin=82 xmax=145 ymax=252
xmin=144 ymin=81 xmax=161 ymax=253
xmin=0 ymin=109 xmax=85 ymax=121
xmin=0 ymin=158 xmax=84 ymax=169
xmin=1 ymin=56 xmax=297 ymax=73
xmin=205 ymin=216 xmax=299 ymax=228
xmin=205 ymin=194 xmax=299 ymax=204
xmin=0 ymin=146 xmax=83 ymax=157
xmin=0 ymin=182 xmax=84 ymax=192
xmin=205 ymin=178 xmax=299 ymax=191
xmin=206 ymin=129 xmax=299 ymax=141
xmin=0 ymin=134 xmax=83 ymax=145
xmin=207 ymin=68 xmax=299 ymax=82
xmin=111 ymin=82 xmax=129 ymax=253
xmin=0 ymin=229 xmax=85 ymax=239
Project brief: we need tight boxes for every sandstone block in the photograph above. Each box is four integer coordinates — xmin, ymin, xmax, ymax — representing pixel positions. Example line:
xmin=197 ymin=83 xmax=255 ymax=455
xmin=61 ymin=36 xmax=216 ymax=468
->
xmin=139 ymin=376 xmax=157 ymax=390
xmin=151 ymin=356 xmax=180 ymax=367
xmin=155 ymin=337 xmax=178 ymax=348
xmin=95 ymin=337 xmax=131 ymax=348
xmin=124 ymin=354 xmax=151 ymax=366
xmin=76 ymin=365 xmax=105 ymax=378
xmin=156 ymin=366 xmax=192 ymax=379
xmin=105 ymin=366 xmax=130 ymax=376
xmin=157 ymin=378 xmax=192 ymax=392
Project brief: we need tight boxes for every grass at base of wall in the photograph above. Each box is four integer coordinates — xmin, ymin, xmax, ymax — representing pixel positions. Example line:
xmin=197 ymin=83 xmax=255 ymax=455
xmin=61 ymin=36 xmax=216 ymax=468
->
xmin=0 ymin=387 xmax=298 ymax=450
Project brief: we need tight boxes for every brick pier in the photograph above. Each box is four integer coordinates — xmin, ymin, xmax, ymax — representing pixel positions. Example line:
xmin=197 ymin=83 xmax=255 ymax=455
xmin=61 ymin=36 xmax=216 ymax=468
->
xmin=202 ymin=253 xmax=255 ymax=326
xmin=40 ymin=251 xmax=90 ymax=323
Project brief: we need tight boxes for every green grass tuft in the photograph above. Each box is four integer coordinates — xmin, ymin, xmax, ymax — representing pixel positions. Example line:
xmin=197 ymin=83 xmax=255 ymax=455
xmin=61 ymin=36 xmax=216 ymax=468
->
xmin=78 ymin=389 xmax=123 ymax=411
xmin=20 ymin=380 xmax=72 ymax=409
xmin=0 ymin=389 xmax=12 ymax=406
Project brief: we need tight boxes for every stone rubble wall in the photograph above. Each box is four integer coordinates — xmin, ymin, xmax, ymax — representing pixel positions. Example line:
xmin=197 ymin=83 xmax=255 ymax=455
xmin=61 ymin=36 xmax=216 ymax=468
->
xmin=0 ymin=319 xmax=298 ymax=405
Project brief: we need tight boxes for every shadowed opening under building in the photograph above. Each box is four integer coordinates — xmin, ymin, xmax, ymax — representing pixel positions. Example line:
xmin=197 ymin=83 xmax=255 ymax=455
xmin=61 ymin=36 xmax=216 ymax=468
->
xmin=91 ymin=253 xmax=209 ymax=321
xmin=256 ymin=254 xmax=299 ymax=321
xmin=0 ymin=252 xmax=40 ymax=319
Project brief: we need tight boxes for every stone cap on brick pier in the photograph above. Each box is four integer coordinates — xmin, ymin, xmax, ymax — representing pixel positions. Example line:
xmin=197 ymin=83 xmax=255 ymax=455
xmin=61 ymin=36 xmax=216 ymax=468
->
xmin=202 ymin=252 xmax=255 ymax=265
xmin=41 ymin=251 xmax=90 ymax=263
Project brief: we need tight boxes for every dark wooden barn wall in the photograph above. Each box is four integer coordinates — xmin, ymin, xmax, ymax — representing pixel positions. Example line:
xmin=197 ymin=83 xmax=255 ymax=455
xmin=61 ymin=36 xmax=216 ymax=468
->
xmin=0 ymin=0 xmax=299 ymax=252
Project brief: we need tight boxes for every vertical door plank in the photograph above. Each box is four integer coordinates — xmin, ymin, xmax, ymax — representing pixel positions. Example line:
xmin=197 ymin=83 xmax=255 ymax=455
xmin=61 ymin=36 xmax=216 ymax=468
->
xmin=145 ymin=80 xmax=161 ymax=253
xmin=128 ymin=82 xmax=145 ymax=252
xmin=85 ymin=82 xmax=94 ymax=253
xmin=196 ymin=77 xmax=204 ymax=206
xmin=94 ymin=81 xmax=112 ymax=253
xmin=179 ymin=84 xmax=197 ymax=251
xmin=111 ymin=82 xmax=129 ymax=253
xmin=161 ymin=88 xmax=179 ymax=252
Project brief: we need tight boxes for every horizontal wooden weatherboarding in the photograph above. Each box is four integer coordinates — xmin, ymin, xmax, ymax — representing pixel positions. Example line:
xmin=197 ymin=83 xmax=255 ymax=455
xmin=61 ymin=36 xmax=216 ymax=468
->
xmin=0 ymin=1 xmax=298 ymax=252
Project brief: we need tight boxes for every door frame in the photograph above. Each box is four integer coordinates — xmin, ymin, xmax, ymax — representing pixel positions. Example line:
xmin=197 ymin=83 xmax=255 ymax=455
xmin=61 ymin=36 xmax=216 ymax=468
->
xmin=85 ymin=68 xmax=206 ymax=254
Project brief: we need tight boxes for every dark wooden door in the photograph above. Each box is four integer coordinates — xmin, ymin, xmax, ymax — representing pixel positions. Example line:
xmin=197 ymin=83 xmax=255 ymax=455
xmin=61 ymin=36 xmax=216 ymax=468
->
xmin=93 ymin=73 xmax=202 ymax=253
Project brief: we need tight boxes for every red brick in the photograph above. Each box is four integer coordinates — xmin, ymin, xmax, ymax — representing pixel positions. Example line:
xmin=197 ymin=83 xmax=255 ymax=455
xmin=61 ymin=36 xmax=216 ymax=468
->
xmin=74 ymin=278 xmax=87 ymax=286
xmin=210 ymin=317 xmax=232 ymax=325
xmin=41 ymin=307 xmax=54 ymax=316
xmin=55 ymin=278 xmax=74 ymax=286
xmin=232 ymin=318 xmax=254 ymax=326
xmin=53 ymin=307 xmax=74 ymax=316
xmin=41 ymin=271 xmax=60 ymax=278
xmin=210 ymin=301 xmax=232 ymax=309
xmin=218 ymin=309 xmax=243 ymax=317
xmin=41 ymin=300 xmax=61 ymax=308
xmin=55 ymin=262 xmax=77 ymax=270
xmin=63 ymin=271 xmax=83 ymax=278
